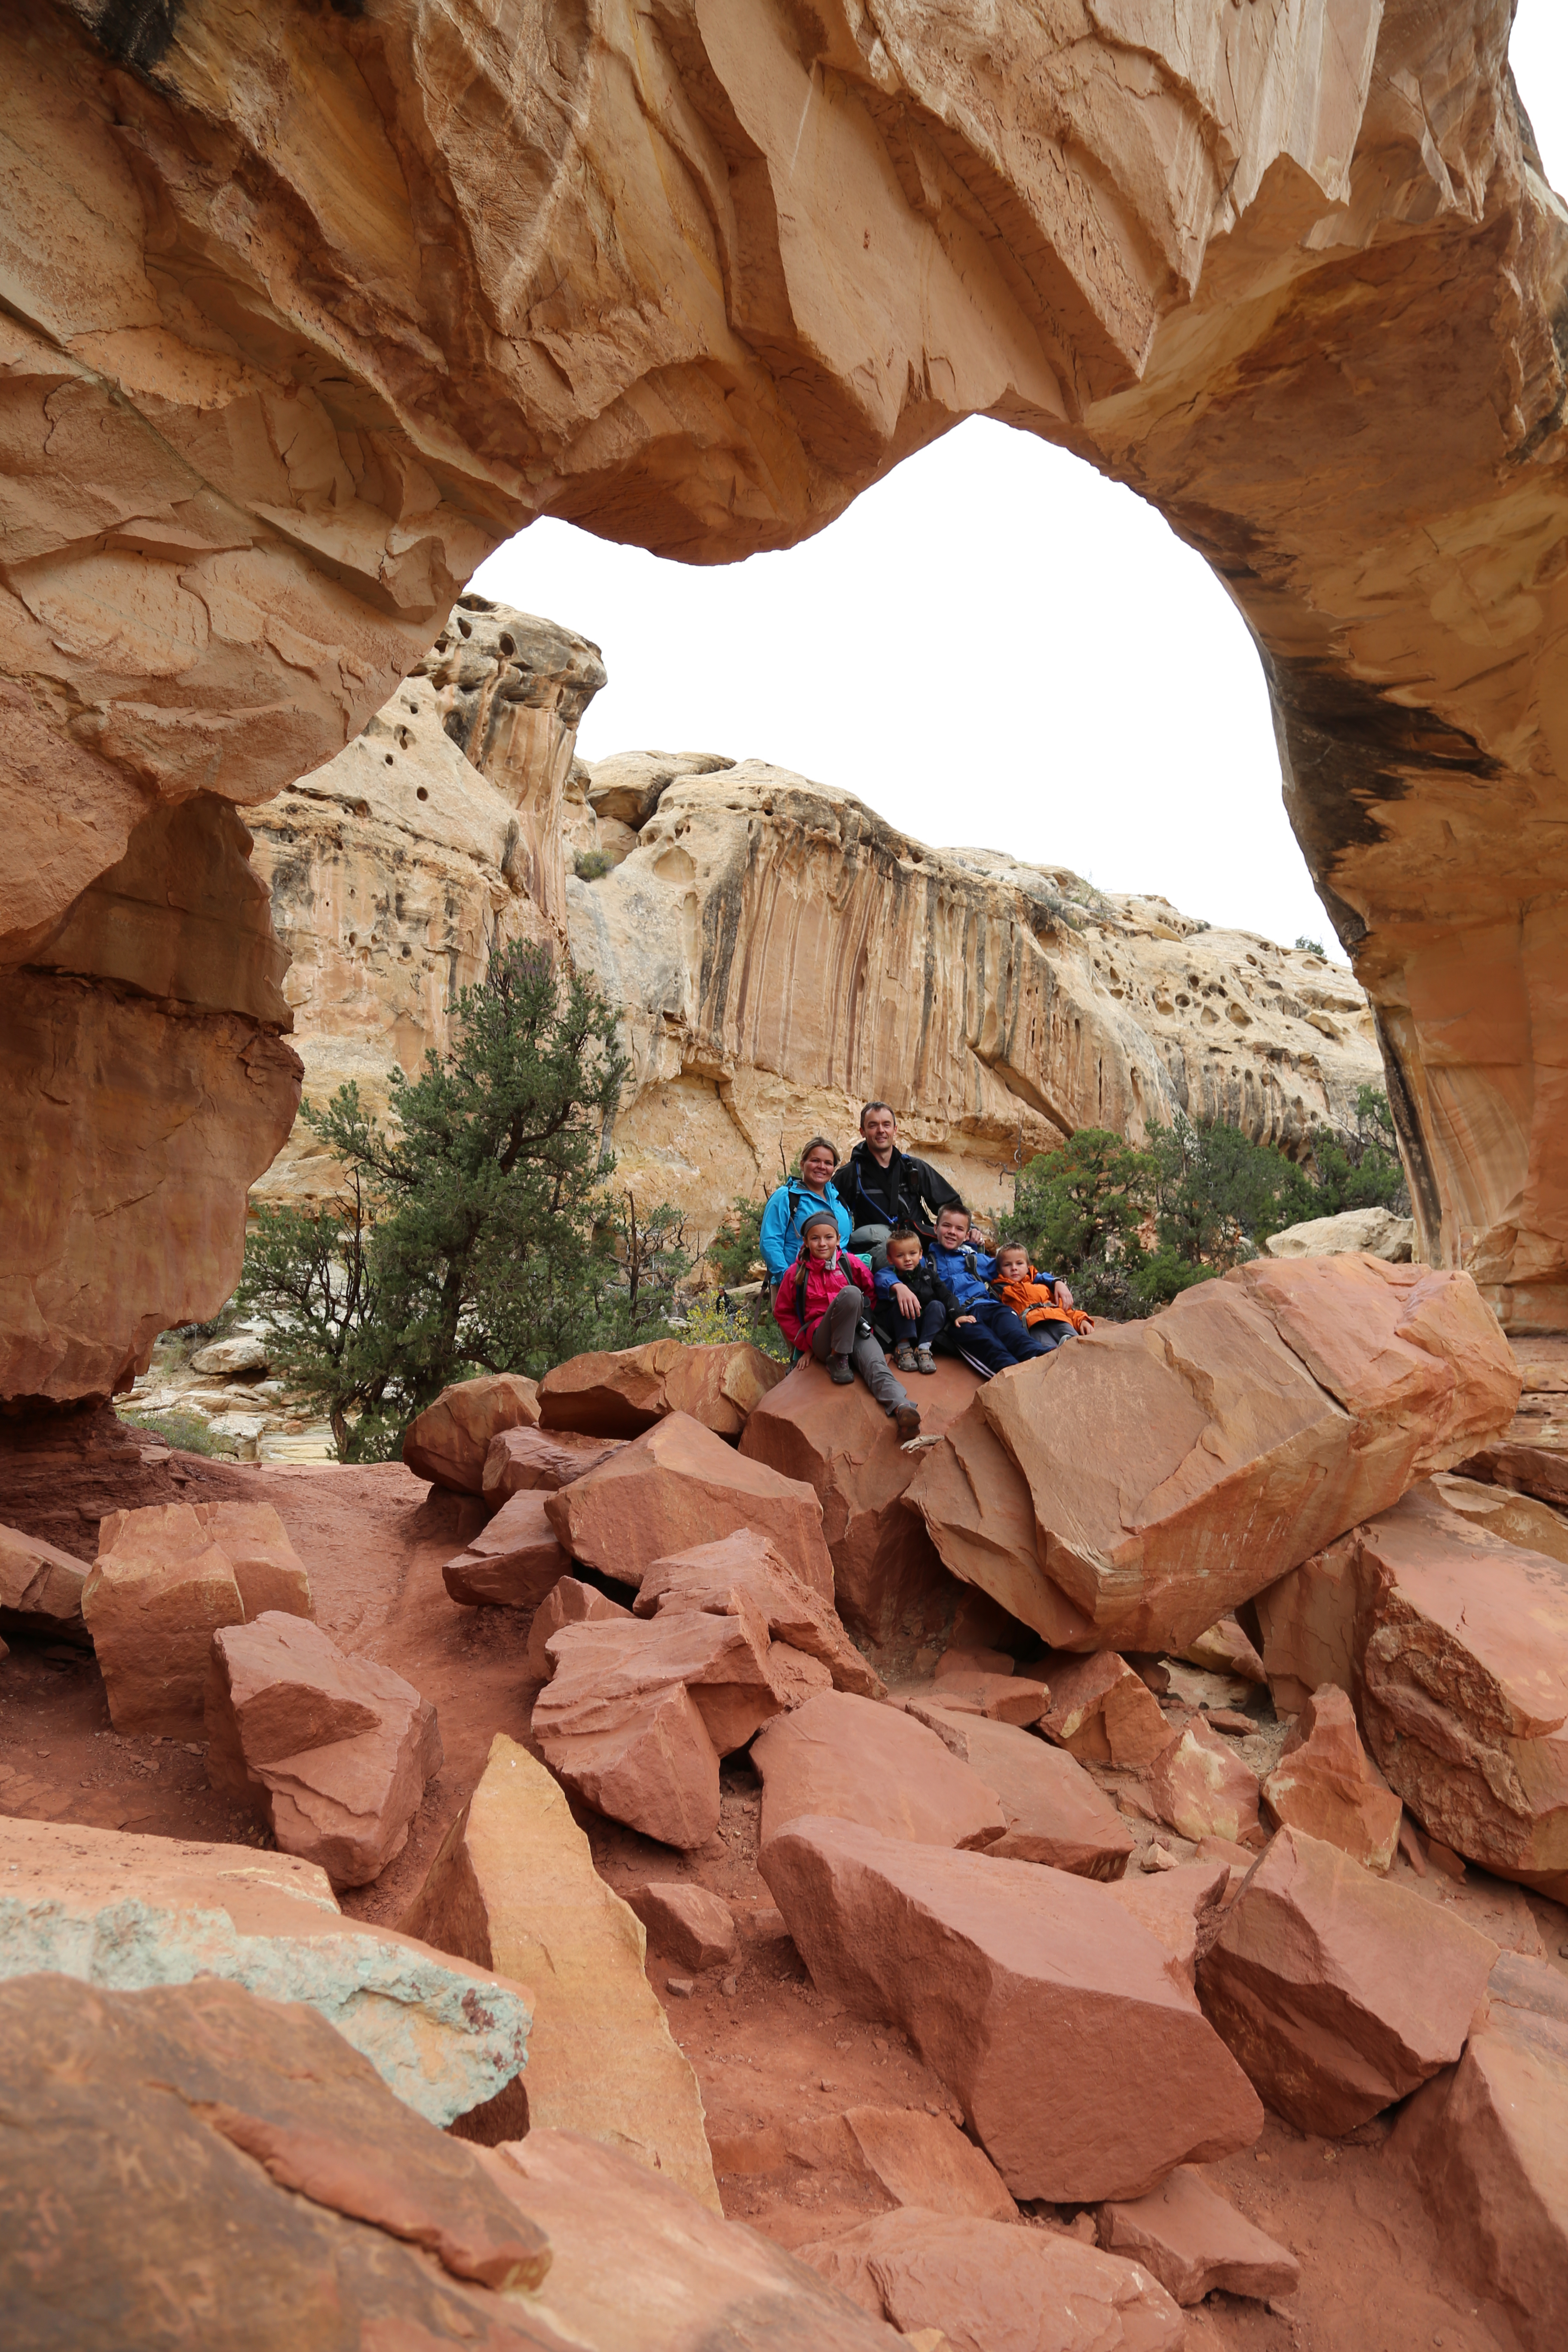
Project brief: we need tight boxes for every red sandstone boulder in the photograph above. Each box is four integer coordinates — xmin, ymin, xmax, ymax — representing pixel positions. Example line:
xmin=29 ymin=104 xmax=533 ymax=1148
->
xmin=206 ymin=1611 xmax=441 ymax=1887
xmin=905 ymin=1705 xmax=1133 ymax=1878
xmin=443 ymin=1490 xmax=571 ymax=1608
xmin=801 ymin=2206 xmax=1185 ymax=2351
xmin=1038 ymin=1651 xmax=1173 ymax=1768
xmin=1197 ymin=1825 xmax=1497 ymax=2133
xmin=815 ymin=2106 xmax=1018 ymax=2222
xmin=635 ymin=1528 xmax=882 ymax=1698
xmin=738 ymin=1356 xmax=981 ymax=1642
xmin=1261 ymin=1684 xmax=1402 ymax=1870
xmin=906 ymin=1260 xmax=1518 ymax=1655
xmin=1390 ymin=1952 xmax=1568 ymax=2352
xmin=538 ymin=1338 xmax=785 ymax=1439
xmin=526 ymin=1576 xmax=633 ymax=1678
xmin=1179 ymin=1615 xmax=1267 ymax=1684
xmin=760 ymin=1816 xmax=1263 ymax=2201
xmin=402 ymin=1374 xmax=540 ymax=1492
xmin=0 ymin=1519 xmax=90 ymax=1642
xmin=625 ymin=1882 xmax=738 ymax=1971
xmin=919 ymin=1670 xmax=1050 ymax=1726
xmin=751 ymin=1690 xmax=1006 ymax=1853
xmin=545 ymin=1412 xmax=834 ymax=1597
xmin=1254 ymin=1480 xmax=1568 ymax=1898
xmin=1145 ymin=1718 xmax=1262 ymax=1847
xmin=84 ymin=1500 xmax=313 ymax=1736
xmin=1097 ymin=2165 xmax=1300 ymax=2306
xmin=482 ymin=1424 xmax=625 ymax=1504
xmin=1106 ymin=1863 xmax=1233 ymax=1995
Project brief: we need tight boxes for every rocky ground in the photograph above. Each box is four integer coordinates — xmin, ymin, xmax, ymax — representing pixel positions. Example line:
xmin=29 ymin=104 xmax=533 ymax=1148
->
xmin=4 ymin=1311 xmax=1565 ymax=2350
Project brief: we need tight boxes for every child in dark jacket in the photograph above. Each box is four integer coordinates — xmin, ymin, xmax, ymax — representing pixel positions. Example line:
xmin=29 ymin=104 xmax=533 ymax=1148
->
xmin=872 ymin=1226 xmax=964 ymax=1375
xmin=774 ymin=1211 xmax=921 ymax=1438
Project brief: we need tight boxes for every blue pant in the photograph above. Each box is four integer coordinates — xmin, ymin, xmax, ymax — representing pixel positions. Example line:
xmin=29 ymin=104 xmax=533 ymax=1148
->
xmin=880 ymin=1298 xmax=946 ymax=1348
xmin=939 ymin=1298 xmax=1055 ymax=1375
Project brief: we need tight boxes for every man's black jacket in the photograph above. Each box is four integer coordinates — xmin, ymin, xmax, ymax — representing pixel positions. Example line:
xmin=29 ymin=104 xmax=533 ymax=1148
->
xmin=839 ymin=1142 xmax=964 ymax=1238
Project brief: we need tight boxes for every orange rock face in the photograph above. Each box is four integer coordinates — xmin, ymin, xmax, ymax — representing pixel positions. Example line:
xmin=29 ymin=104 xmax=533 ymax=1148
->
xmin=908 ymin=1259 xmax=1519 ymax=1654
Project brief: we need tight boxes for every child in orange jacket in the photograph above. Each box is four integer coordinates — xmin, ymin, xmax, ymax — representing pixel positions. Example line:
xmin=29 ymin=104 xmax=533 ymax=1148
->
xmin=990 ymin=1243 xmax=1093 ymax=1352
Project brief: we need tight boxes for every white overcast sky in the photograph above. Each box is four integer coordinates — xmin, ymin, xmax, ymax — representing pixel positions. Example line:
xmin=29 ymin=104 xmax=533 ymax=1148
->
xmin=472 ymin=7 xmax=1566 ymax=962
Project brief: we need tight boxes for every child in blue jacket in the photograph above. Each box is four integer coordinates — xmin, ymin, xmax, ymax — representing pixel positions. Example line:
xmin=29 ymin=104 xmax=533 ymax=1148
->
xmin=927 ymin=1204 xmax=1055 ymax=1376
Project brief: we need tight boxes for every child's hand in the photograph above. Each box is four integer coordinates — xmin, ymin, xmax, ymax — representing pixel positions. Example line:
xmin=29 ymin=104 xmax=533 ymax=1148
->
xmin=1057 ymin=1280 xmax=1075 ymax=1310
xmin=956 ymin=1314 xmax=976 ymax=1326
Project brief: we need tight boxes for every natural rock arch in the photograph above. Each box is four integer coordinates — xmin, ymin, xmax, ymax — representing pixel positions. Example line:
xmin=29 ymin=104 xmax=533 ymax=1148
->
xmin=2 ymin=0 xmax=1564 ymax=1401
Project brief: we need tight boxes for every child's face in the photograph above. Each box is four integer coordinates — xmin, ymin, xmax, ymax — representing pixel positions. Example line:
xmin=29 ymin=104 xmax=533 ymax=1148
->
xmin=934 ymin=1211 xmax=971 ymax=1250
xmin=996 ymin=1251 xmax=1029 ymax=1280
xmin=804 ymin=1223 xmax=839 ymax=1260
xmin=886 ymin=1241 xmax=923 ymax=1275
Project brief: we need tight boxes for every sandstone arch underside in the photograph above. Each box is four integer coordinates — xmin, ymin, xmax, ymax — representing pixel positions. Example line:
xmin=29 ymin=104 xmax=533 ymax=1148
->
xmin=3 ymin=0 xmax=1565 ymax=1401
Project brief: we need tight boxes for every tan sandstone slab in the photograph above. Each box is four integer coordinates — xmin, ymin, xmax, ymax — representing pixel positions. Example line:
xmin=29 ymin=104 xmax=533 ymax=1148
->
xmin=403 ymin=1733 xmax=719 ymax=2209
xmin=444 ymin=1490 xmax=572 ymax=1609
xmin=802 ymin=2204 xmax=1185 ymax=2351
xmin=905 ymin=1705 xmax=1133 ymax=1879
xmin=1390 ymin=1952 xmax=1568 ymax=2352
xmin=0 ymin=1518 xmax=90 ymax=1640
xmin=1197 ymin=1826 xmax=1498 ymax=2135
xmin=206 ymin=1611 xmax=441 ymax=1889
xmin=84 ymin=1499 xmax=312 ymax=1736
xmin=403 ymin=1375 xmax=542 ymax=1494
xmin=545 ymin=1413 xmax=834 ymax=1599
xmin=738 ymin=1356 xmax=982 ymax=1643
xmin=634 ymin=1528 xmax=883 ymax=1699
xmin=1097 ymin=2164 xmax=1300 ymax=2306
xmin=760 ymin=1816 xmax=1262 ymax=2202
xmin=908 ymin=1261 xmax=1518 ymax=1656
xmin=483 ymin=1425 xmax=625 ymax=1504
xmin=751 ymin=1690 xmax=1005 ymax=1854
xmin=828 ymin=2105 xmax=1017 ymax=2223
xmin=538 ymin=1338 xmax=785 ymax=1440
xmin=1261 ymin=1684 xmax=1402 ymax=1871
xmin=1145 ymin=1718 xmax=1262 ymax=1848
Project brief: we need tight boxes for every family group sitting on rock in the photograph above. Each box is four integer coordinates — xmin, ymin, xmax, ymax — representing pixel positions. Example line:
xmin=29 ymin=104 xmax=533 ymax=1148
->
xmin=760 ymin=1102 xmax=1092 ymax=1442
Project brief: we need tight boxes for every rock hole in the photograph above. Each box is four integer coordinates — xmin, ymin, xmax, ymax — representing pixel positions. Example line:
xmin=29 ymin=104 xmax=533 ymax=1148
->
xmin=416 ymin=786 xmax=429 ymax=800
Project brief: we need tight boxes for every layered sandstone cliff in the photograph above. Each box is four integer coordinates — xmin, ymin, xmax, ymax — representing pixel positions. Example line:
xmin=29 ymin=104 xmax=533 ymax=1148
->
xmin=4 ymin=1 xmax=1565 ymax=1397
xmin=250 ymin=602 xmax=1380 ymax=1237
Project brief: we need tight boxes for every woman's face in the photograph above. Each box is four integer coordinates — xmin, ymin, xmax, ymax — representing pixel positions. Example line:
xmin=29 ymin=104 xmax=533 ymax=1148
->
xmin=800 ymin=1145 xmax=836 ymax=1191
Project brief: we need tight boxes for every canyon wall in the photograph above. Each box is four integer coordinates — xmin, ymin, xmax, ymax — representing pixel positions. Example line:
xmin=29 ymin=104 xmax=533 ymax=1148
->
xmin=3 ymin=0 xmax=1564 ymax=1399
xmin=250 ymin=600 xmax=1381 ymax=1239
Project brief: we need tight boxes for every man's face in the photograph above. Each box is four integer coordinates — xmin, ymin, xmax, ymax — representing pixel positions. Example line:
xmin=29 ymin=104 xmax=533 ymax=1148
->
xmin=934 ymin=1211 xmax=971 ymax=1250
xmin=887 ymin=1240 xmax=922 ymax=1276
xmin=800 ymin=1145 xmax=836 ymax=1190
xmin=861 ymin=1106 xmax=897 ymax=1155
xmin=804 ymin=1223 xmax=839 ymax=1260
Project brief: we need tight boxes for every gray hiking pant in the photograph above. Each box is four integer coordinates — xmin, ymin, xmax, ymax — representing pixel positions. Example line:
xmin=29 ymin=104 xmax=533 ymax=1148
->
xmin=810 ymin=1286 xmax=910 ymax=1411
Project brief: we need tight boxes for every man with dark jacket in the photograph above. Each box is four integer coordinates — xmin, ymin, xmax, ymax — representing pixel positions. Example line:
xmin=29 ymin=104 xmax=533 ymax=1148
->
xmin=839 ymin=1102 xmax=964 ymax=1265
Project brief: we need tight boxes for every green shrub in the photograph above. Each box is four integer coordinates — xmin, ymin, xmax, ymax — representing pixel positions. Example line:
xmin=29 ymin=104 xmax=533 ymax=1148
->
xmin=574 ymin=849 xmax=614 ymax=881
xmin=117 ymin=1408 xmax=232 ymax=1457
xmin=704 ymin=1197 xmax=768 ymax=1288
xmin=1295 ymin=934 xmax=1326 ymax=956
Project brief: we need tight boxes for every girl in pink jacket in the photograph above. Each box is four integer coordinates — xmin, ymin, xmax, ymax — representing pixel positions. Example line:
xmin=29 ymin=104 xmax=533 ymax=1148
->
xmin=773 ymin=1211 xmax=921 ymax=1441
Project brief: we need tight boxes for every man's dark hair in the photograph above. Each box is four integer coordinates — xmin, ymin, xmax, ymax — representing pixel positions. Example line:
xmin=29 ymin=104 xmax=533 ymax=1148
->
xmin=858 ymin=1101 xmax=896 ymax=1130
xmin=798 ymin=1135 xmax=839 ymax=1169
xmin=885 ymin=1225 xmax=923 ymax=1250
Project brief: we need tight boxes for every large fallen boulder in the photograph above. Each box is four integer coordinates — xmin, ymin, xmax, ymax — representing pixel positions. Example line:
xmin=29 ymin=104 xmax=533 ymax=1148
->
xmin=738 ymin=1356 xmax=981 ymax=1642
xmin=1254 ymin=1481 xmax=1568 ymax=1898
xmin=478 ymin=2126 xmax=906 ymax=2351
xmin=533 ymin=1605 xmax=827 ymax=1848
xmin=1196 ymin=1826 xmax=1497 ymax=2134
xmin=83 ymin=1500 xmax=313 ymax=1736
xmin=0 ymin=1814 xmax=533 ymax=2131
xmin=905 ymin=1260 xmax=1518 ymax=1654
xmin=751 ymin=1690 xmax=1006 ymax=1853
xmin=1390 ymin=1953 xmax=1568 ymax=2352
xmin=402 ymin=1733 xmax=720 ymax=2209
xmin=0 ymin=1519 xmax=90 ymax=1643
xmin=1261 ymin=1684 xmax=1402 ymax=1871
xmin=206 ymin=1611 xmax=441 ymax=1887
xmin=443 ymin=1491 xmax=572 ymax=1608
xmin=403 ymin=1374 xmax=541 ymax=1493
xmin=1264 ymin=1207 xmax=1415 ymax=1262
xmin=483 ymin=1424 xmax=625 ymax=1504
xmin=905 ymin=1704 xmax=1133 ymax=1879
xmin=760 ymin=1815 xmax=1262 ymax=2201
xmin=800 ymin=2204 xmax=1186 ymax=2350
xmin=1097 ymin=2164 xmax=1300 ymax=2306
xmin=0 ymin=1974 xmax=557 ymax=2351
xmin=634 ymin=1528 xmax=884 ymax=1698
xmin=545 ymin=1412 xmax=834 ymax=1596
xmin=538 ymin=1338 xmax=785 ymax=1439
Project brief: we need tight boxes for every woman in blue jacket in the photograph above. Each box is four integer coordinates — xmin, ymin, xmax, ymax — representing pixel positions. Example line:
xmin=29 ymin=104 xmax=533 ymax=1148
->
xmin=759 ymin=1136 xmax=852 ymax=1285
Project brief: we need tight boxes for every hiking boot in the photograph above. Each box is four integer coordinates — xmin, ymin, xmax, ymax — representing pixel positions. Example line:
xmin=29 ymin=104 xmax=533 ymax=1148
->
xmin=892 ymin=1402 xmax=922 ymax=1443
xmin=891 ymin=1342 xmax=918 ymax=1374
xmin=914 ymin=1345 xmax=937 ymax=1375
xmin=829 ymin=1354 xmax=855 ymax=1386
